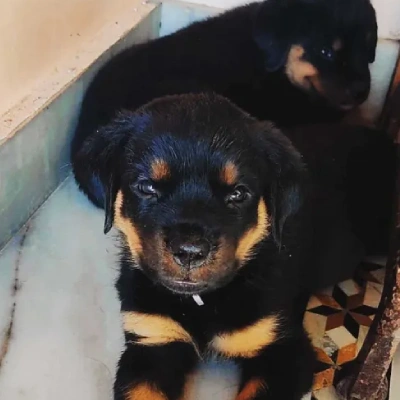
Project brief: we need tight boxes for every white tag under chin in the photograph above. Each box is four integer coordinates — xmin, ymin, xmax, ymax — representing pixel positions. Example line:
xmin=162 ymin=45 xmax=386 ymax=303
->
xmin=192 ymin=294 xmax=204 ymax=306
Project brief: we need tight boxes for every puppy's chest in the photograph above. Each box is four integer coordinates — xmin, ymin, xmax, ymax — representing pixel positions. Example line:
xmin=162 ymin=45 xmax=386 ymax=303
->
xmin=123 ymin=294 xmax=283 ymax=359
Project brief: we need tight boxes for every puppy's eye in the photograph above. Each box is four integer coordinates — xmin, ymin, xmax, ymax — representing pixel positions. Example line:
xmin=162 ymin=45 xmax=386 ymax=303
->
xmin=134 ymin=180 xmax=158 ymax=198
xmin=320 ymin=47 xmax=335 ymax=61
xmin=226 ymin=185 xmax=250 ymax=205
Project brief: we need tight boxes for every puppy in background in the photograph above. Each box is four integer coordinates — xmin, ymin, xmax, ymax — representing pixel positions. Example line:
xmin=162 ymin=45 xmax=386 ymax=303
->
xmin=71 ymin=0 xmax=377 ymax=157
xmin=73 ymin=93 xmax=317 ymax=400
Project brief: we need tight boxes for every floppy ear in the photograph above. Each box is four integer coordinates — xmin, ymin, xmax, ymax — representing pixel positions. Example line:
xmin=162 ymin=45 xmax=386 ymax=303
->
xmin=365 ymin=2 xmax=378 ymax=63
xmin=253 ymin=0 xmax=294 ymax=71
xmin=72 ymin=111 xmax=150 ymax=234
xmin=254 ymin=122 xmax=307 ymax=246
xmin=367 ymin=26 xmax=377 ymax=63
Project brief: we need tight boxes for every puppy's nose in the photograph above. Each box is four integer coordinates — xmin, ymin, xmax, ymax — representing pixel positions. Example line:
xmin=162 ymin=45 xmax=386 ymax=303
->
xmin=172 ymin=241 xmax=210 ymax=269
xmin=350 ymin=81 xmax=369 ymax=102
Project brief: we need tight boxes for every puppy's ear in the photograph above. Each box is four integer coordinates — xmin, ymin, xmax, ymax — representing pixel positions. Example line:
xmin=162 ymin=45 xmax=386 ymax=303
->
xmin=254 ymin=122 xmax=306 ymax=246
xmin=367 ymin=27 xmax=377 ymax=63
xmin=366 ymin=3 xmax=378 ymax=63
xmin=72 ymin=112 xmax=149 ymax=234
xmin=253 ymin=0 xmax=294 ymax=71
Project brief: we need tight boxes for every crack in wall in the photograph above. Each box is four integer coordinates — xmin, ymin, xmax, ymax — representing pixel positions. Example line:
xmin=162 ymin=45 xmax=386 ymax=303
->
xmin=0 ymin=224 xmax=30 ymax=370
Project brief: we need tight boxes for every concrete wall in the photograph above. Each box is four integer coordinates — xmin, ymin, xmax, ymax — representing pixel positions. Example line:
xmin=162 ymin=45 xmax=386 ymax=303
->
xmin=0 ymin=0 xmax=157 ymax=138
xmin=178 ymin=0 xmax=400 ymax=40
xmin=0 ymin=3 xmax=161 ymax=249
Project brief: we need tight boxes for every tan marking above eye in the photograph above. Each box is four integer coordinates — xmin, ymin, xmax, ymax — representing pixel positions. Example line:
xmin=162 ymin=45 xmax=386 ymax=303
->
xmin=236 ymin=378 xmax=267 ymax=400
xmin=220 ymin=161 xmax=238 ymax=186
xmin=236 ymin=198 xmax=270 ymax=264
xmin=122 ymin=311 xmax=200 ymax=355
xmin=151 ymin=158 xmax=170 ymax=181
xmin=210 ymin=315 xmax=279 ymax=358
xmin=125 ymin=383 xmax=167 ymax=400
xmin=285 ymin=45 xmax=318 ymax=89
xmin=114 ymin=191 xmax=143 ymax=258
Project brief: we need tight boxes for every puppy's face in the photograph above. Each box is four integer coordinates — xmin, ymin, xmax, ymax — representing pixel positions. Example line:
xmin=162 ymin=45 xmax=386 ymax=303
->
xmin=95 ymin=95 xmax=304 ymax=295
xmin=115 ymin=140 xmax=268 ymax=295
xmin=254 ymin=0 xmax=377 ymax=110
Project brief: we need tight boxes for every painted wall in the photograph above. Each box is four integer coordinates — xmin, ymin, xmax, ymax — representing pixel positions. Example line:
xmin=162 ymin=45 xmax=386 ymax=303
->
xmin=181 ymin=0 xmax=249 ymax=9
xmin=0 ymin=0 xmax=154 ymax=119
xmin=181 ymin=0 xmax=400 ymax=40
xmin=0 ymin=3 xmax=160 ymax=248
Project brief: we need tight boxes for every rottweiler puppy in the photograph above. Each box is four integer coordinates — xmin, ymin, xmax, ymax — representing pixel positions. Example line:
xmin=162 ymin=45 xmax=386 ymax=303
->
xmin=71 ymin=0 xmax=377 ymax=157
xmin=73 ymin=93 xmax=316 ymax=399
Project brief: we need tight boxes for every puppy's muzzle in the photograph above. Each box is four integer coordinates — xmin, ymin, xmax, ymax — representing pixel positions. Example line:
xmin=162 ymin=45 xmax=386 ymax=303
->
xmin=349 ymin=80 xmax=370 ymax=104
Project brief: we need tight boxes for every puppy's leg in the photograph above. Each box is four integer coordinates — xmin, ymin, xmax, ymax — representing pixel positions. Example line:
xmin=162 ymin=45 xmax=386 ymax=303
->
xmin=234 ymin=330 xmax=315 ymax=400
xmin=114 ymin=340 xmax=198 ymax=400
xmin=114 ymin=311 xmax=199 ymax=400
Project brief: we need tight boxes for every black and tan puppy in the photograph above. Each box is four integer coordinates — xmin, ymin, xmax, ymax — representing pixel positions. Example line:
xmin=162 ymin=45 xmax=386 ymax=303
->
xmin=71 ymin=0 xmax=377 ymax=157
xmin=73 ymin=93 xmax=316 ymax=399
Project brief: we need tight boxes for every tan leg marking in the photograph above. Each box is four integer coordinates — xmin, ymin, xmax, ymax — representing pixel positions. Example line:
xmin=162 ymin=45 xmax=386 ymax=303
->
xmin=126 ymin=383 xmax=167 ymax=400
xmin=125 ymin=375 xmax=195 ymax=400
xmin=236 ymin=378 xmax=267 ymax=400
xmin=179 ymin=373 xmax=196 ymax=400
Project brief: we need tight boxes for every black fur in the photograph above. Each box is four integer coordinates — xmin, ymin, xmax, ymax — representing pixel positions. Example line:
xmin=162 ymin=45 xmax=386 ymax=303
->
xmin=286 ymin=123 xmax=396 ymax=257
xmin=73 ymin=93 xmax=317 ymax=399
xmin=71 ymin=0 xmax=377 ymax=158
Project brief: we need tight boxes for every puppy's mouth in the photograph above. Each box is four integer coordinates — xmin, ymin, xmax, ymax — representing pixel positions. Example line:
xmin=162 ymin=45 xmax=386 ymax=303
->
xmin=161 ymin=278 xmax=209 ymax=295
xmin=307 ymin=78 xmax=358 ymax=111
xmin=337 ymin=102 xmax=357 ymax=111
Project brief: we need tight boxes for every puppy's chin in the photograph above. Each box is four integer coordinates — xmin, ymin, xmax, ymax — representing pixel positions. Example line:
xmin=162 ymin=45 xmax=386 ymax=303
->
xmin=158 ymin=272 xmax=237 ymax=296
xmin=307 ymin=78 xmax=366 ymax=111
xmin=337 ymin=103 xmax=357 ymax=111
xmin=160 ymin=278 xmax=211 ymax=295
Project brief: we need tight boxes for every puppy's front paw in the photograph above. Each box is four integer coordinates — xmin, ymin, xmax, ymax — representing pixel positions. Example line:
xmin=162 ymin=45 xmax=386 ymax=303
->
xmin=116 ymin=382 xmax=168 ymax=400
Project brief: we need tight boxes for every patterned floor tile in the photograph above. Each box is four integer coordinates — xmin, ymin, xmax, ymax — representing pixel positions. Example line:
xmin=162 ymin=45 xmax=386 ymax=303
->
xmin=312 ymin=386 xmax=341 ymax=400
xmin=304 ymin=261 xmax=386 ymax=396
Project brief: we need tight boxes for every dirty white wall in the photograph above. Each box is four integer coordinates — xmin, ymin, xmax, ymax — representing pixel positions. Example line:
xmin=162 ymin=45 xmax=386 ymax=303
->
xmin=0 ymin=0 xmax=152 ymax=118
xmin=182 ymin=0 xmax=400 ymax=40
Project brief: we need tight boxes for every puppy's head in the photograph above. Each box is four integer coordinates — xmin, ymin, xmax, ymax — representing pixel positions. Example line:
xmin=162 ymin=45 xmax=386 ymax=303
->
xmin=253 ymin=0 xmax=377 ymax=110
xmin=81 ymin=93 xmax=305 ymax=295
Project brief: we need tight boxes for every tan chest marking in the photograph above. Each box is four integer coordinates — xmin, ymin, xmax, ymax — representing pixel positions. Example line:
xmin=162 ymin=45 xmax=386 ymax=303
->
xmin=123 ymin=311 xmax=195 ymax=348
xmin=210 ymin=315 xmax=279 ymax=358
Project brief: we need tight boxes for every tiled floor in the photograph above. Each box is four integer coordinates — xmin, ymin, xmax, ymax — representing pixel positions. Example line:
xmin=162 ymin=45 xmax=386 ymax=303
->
xmin=304 ymin=261 xmax=386 ymax=399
